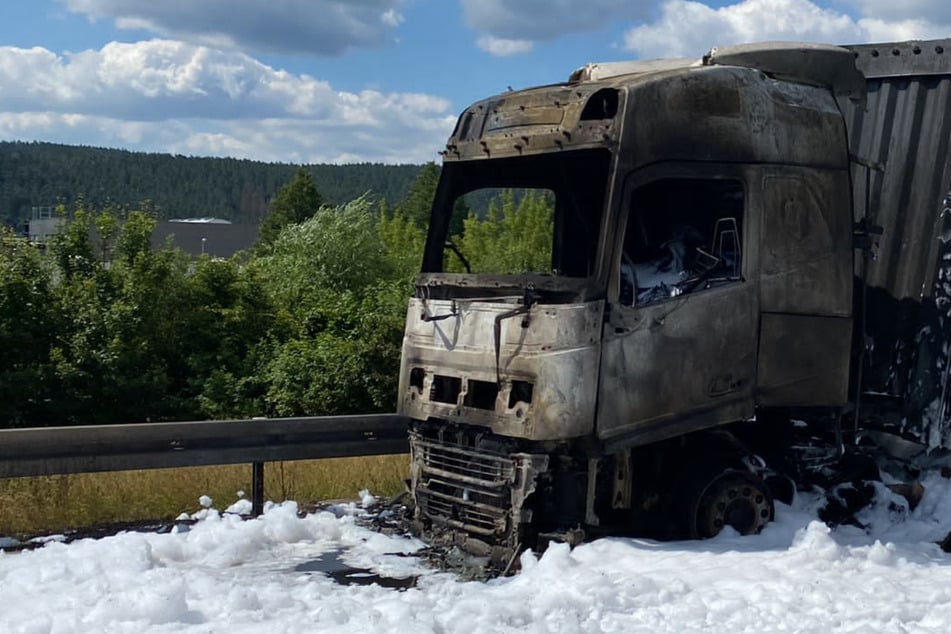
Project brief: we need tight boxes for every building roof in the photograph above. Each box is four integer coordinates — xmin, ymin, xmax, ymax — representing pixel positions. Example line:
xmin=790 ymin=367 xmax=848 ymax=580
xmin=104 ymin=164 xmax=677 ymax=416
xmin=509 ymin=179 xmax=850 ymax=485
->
xmin=152 ymin=221 xmax=259 ymax=258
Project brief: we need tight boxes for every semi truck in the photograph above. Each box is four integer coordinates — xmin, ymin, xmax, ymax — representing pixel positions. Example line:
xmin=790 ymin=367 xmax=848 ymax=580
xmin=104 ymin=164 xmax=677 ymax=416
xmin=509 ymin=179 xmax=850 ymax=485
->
xmin=397 ymin=38 xmax=951 ymax=571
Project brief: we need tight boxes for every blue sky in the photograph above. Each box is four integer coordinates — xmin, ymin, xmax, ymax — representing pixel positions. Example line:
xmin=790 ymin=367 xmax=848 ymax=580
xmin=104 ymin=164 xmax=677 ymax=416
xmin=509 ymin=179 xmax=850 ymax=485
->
xmin=0 ymin=0 xmax=947 ymax=164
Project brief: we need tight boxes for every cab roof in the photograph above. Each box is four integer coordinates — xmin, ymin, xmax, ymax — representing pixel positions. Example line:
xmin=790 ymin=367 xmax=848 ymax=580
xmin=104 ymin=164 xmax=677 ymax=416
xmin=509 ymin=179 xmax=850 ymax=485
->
xmin=570 ymin=41 xmax=865 ymax=101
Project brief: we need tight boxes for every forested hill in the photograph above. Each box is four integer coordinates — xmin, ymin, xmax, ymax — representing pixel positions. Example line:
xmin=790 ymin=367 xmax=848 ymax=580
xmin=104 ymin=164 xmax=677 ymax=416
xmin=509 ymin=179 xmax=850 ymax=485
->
xmin=0 ymin=141 xmax=424 ymax=228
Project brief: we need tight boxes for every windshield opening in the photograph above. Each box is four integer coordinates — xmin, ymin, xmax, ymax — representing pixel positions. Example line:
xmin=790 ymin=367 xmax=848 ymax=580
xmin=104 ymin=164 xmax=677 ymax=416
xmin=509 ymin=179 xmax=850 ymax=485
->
xmin=421 ymin=149 xmax=611 ymax=279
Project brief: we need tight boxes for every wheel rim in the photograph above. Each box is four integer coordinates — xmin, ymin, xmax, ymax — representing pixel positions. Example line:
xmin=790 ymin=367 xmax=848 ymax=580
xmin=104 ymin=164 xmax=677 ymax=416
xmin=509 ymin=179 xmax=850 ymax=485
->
xmin=692 ymin=470 xmax=773 ymax=539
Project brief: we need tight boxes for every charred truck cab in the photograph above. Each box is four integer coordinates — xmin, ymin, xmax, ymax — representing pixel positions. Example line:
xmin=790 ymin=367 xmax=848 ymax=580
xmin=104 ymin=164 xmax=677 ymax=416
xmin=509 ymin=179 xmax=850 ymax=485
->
xmin=398 ymin=41 xmax=951 ymax=569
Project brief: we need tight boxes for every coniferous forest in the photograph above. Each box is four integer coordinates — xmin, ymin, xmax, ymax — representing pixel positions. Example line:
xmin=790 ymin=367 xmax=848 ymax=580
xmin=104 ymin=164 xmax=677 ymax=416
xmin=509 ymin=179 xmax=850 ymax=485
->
xmin=0 ymin=141 xmax=425 ymax=228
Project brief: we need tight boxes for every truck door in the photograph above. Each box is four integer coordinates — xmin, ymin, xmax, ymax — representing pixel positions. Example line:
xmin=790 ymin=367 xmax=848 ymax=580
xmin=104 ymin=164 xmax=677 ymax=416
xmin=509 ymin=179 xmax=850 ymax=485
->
xmin=597 ymin=169 xmax=758 ymax=447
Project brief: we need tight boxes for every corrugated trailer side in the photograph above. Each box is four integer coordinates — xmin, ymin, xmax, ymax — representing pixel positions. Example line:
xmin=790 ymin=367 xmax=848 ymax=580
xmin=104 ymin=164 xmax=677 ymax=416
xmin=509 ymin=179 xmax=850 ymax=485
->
xmin=840 ymin=39 xmax=951 ymax=446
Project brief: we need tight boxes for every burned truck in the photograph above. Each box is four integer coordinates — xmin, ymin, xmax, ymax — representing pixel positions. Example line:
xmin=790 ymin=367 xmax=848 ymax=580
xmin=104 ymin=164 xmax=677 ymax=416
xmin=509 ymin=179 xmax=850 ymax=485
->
xmin=397 ymin=39 xmax=951 ymax=568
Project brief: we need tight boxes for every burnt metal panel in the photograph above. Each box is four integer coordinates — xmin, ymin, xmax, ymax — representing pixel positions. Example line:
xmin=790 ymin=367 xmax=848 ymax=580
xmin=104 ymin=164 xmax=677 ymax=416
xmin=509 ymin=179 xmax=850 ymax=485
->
xmin=705 ymin=41 xmax=866 ymax=100
xmin=849 ymin=40 xmax=951 ymax=79
xmin=598 ymin=282 xmax=757 ymax=447
xmin=398 ymin=298 xmax=604 ymax=441
xmin=570 ymin=58 xmax=697 ymax=82
xmin=573 ymin=42 xmax=867 ymax=99
xmin=756 ymin=313 xmax=852 ymax=406
xmin=441 ymin=83 xmax=620 ymax=162
xmin=840 ymin=50 xmax=951 ymax=301
xmin=625 ymin=66 xmax=850 ymax=170
xmin=759 ymin=168 xmax=853 ymax=316
xmin=857 ymin=192 xmax=951 ymax=447
xmin=838 ymin=39 xmax=951 ymax=447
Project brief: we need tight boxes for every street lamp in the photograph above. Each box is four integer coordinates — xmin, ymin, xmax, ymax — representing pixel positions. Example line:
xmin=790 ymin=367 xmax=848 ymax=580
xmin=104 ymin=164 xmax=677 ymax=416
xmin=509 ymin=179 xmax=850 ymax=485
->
xmin=201 ymin=237 xmax=207 ymax=255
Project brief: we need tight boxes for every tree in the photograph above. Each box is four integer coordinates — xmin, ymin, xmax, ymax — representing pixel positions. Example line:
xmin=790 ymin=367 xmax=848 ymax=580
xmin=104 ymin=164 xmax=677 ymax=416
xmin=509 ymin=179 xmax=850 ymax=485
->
xmin=253 ymin=195 xmax=406 ymax=416
xmin=255 ymin=194 xmax=392 ymax=305
xmin=114 ymin=210 xmax=157 ymax=265
xmin=455 ymin=189 xmax=554 ymax=274
xmin=182 ymin=257 xmax=275 ymax=419
xmin=0 ymin=227 xmax=59 ymax=426
xmin=48 ymin=212 xmax=197 ymax=424
xmin=378 ymin=199 xmax=426 ymax=279
xmin=258 ymin=167 xmax=325 ymax=247
xmin=261 ymin=281 xmax=406 ymax=417
xmin=397 ymin=161 xmax=440 ymax=229
xmin=49 ymin=202 xmax=96 ymax=280
xmin=37 ymin=201 xmax=270 ymax=424
xmin=394 ymin=160 xmax=469 ymax=237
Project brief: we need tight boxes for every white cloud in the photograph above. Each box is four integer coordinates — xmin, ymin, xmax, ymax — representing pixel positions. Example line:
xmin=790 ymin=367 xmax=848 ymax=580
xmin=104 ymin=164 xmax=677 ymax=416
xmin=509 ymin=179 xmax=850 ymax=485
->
xmin=842 ymin=0 xmax=951 ymax=24
xmin=476 ymin=36 xmax=534 ymax=57
xmin=459 ymin=0 xmax=949 ymax=59
xmin=381 ymin=8 xmax=404 ymax=28
xmin=461 ymin=0 xmax=645 ymax=44
xmin=0 ymin=41 xmax=454 ymax=164
xmin=60 ymin=0 xmax=405 ymax=56
xmin=622 ymin=0 xmax=949 ymax=59
xmin=857 ymin=18 xmax=951 ymax=43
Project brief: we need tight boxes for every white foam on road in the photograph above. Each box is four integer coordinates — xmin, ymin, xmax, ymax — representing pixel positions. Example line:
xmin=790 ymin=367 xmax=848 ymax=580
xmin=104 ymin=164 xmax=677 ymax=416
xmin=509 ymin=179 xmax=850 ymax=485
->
xmin=4 ymin=475 xmax=951 ymax=633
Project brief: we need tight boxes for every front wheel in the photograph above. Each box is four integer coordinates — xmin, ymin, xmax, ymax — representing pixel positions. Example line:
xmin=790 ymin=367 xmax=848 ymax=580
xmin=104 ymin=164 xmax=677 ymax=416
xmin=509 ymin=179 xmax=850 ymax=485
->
xmin=688 ymin=469 xmax=774 ymax=539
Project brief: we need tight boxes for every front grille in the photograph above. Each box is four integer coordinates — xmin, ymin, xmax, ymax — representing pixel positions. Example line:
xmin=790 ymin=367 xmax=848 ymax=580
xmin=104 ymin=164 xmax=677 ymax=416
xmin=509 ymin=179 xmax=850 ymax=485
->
xmin=418 ymin=439 xmax=514 ymax=485
xmin=416 ymin=484 xmax=508 ymax=536
xmin=410 ymin=429 xmax=543 ymax=544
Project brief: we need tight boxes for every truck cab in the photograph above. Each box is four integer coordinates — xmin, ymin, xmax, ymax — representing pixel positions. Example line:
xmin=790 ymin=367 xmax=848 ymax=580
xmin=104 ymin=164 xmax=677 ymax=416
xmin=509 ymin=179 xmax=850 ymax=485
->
xmin=398 ymin=42 xmax=869 ymax=567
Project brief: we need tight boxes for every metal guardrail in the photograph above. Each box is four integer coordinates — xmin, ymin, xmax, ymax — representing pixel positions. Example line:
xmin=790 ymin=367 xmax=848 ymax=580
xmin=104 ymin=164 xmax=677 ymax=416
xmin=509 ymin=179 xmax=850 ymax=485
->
xmin=0 ymin=414 xmax=410 ymax=514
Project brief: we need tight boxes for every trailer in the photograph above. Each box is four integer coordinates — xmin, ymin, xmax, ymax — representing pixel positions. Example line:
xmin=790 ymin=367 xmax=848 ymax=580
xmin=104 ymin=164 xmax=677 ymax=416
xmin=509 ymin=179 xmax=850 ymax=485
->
xmin=397 ymin=39 xmax=951 ymax=571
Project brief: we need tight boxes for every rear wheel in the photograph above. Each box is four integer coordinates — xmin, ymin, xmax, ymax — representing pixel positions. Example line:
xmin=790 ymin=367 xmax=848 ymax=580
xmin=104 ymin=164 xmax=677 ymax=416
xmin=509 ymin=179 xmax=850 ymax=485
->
xmin=688 ymin=469 xmax=774 ymax=539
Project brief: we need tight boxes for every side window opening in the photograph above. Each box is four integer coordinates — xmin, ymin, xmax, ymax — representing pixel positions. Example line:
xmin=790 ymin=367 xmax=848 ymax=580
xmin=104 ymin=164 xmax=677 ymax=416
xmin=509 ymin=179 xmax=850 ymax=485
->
xmin=620 ymin=178 xmax=744 ymax=306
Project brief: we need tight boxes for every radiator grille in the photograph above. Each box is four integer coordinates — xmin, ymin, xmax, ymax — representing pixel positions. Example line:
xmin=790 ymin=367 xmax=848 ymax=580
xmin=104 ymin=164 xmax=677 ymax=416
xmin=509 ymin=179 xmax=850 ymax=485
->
xmin=418 ymin=439 xmax=514 ymax=484
xmin=411 ymin=432 xmax=518 ymax=541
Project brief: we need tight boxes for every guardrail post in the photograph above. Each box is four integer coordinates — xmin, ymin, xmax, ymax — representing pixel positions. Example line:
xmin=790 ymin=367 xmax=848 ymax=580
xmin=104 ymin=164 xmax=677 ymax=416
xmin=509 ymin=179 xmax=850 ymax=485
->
xmin=251 ymin=462 xmax=265 ymax=516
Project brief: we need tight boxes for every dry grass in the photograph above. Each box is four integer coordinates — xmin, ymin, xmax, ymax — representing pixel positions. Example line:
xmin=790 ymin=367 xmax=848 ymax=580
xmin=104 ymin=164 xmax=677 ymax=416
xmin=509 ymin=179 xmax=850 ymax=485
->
xmin=0 ymin=454 xmax=409 ymax=538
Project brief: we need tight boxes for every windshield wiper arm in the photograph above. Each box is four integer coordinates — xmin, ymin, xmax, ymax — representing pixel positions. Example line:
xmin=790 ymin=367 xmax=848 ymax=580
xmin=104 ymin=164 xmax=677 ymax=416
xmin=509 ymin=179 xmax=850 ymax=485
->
xmin=445 ymin=239 xmax=471 ymax=273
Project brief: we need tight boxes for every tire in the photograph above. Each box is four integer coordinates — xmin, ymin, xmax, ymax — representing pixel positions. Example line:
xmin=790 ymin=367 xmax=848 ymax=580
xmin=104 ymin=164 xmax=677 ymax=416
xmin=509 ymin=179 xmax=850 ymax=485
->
xmin=687 ymin=469 xmax=774 ymax=539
